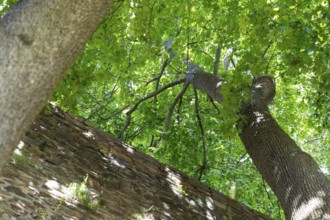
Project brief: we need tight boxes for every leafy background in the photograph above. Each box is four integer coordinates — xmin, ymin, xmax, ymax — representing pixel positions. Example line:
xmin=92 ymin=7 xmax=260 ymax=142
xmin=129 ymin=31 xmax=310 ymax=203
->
xmin=1 ymin=0 xmax=330 ymax=219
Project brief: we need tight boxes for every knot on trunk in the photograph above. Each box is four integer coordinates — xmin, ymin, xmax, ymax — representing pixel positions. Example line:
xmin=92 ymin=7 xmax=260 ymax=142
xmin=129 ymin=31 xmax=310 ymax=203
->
xmin=251 ymin=75 xmax=276 ymax=106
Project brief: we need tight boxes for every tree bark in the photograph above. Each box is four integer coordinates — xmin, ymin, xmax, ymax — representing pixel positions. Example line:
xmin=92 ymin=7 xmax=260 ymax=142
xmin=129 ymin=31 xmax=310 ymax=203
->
xmin=0 ymin=0 xmax=113 ymax=171
xmin=240 ymin=103 xmax=330 ymax=219
xmin=186 ymin=70 xmax=224 ymax=103
xmin=189 ymin=72 xmax=330 ymax=219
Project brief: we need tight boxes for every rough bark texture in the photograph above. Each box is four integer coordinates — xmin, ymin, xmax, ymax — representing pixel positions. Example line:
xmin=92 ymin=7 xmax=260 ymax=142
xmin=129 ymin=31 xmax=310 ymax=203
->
xmin=0 ymin=0 xmax=113 ymax=171
xmin=0 ymin=104 xmax=272 ymax=220
xmin=186 ymin=68 xmax=224 ymax=103
xmin=239 ymin=76 xmax=330 ymax=219
xmin=189 ymin=72 xmax=330 ymax=219
xmin=240 ymin=105 xmax=330 ymax=219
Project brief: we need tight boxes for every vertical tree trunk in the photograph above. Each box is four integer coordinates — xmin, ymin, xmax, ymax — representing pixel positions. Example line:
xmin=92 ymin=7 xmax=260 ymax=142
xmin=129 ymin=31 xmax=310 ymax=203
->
xmin=239 ymin=104 xmax=330 ymax=219
xmin=0 ymin=0 xmax=113 ymax=171
xmin=189 ymin=72 xmax=330 ymax=219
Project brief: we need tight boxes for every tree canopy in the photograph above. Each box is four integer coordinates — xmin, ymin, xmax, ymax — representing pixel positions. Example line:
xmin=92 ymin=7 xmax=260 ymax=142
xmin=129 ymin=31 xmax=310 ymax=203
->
xmin=1 ymin=0 xmax=329 ymax=218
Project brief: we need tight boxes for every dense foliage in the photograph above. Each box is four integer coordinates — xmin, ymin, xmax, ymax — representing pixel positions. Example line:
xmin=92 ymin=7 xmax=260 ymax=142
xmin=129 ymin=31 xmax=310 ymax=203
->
xmin=2 ymin=0 xmax=329 ymax=218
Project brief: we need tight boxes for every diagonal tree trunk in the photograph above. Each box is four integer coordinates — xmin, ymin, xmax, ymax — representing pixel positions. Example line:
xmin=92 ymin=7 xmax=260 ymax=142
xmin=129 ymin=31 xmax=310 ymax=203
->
xmin=188 ymin=71 xmax=330 ymax=219
xmin=0 ymin=0 xmax=113 ymax=171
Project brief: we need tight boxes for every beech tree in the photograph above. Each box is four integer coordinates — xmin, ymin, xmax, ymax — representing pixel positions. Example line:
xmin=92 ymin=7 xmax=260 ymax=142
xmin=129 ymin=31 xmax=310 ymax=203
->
xmin=0 ymin=0 xmax=113 ymax=169
xmin=1 ymin=0 xmax=330 ymax=219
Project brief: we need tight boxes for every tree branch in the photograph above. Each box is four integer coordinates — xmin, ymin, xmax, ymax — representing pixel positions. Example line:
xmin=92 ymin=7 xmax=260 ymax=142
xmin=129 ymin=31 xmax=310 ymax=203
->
xmin=213 ymin=44 xmax=221 ymax=76
xmin=230 ymin=57 xmax=236 ymax=69
xmin=154 ymin=59 xmax=171 ymax=102
xmin=97 ymin=105 xmax=130 ymax=121
xmin=235 ymin=152 xmax=248 ymax=167
xmin=176 ymin=97 xmax=183 ymax=125
xmin=262 ymin=178 xmax=276 ymax=208
xmin=194 ymin=89 xmax=207 ymax=180
xmin=187 ymin=71 xmax=223 ymax=103
xmin=152 ymin=83 xmax=190 ymax=147
xmin=85 ymin=79 xmax=120 ymax=121
xmin=125 ymin=125 xmax=146 ymax=139
xmin=303 ymin=136 xmax=323 ymax=145
xmin=145 ymin=58 xmax=171 ymax=87
xmin=261 ymin=41 xmax=273 ymax=59
xmin=118 ymin=78 xmax=186 ymax=139
xmin=265 ymin=52 xmax=276 ymax=74
xmin=209 ymin=98 xmax=221 ymax=114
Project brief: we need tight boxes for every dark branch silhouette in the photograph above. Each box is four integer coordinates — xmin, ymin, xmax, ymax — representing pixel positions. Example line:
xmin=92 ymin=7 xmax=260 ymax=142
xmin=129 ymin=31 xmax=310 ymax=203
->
xmin=213 ymin=44 xmax=221 ymax=76
xmin=194 ymin=88 xmax=207 ymax=180
xmin=152 ymin=83 xmax=190 ymax=147
xmin=118 ymin=78 xmax=186 ymax=139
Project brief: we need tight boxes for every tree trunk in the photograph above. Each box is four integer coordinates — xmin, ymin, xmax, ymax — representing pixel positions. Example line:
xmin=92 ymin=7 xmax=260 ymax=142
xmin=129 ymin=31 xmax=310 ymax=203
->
xmin=240 ymin=103 xmax=330 ymax=219
xmin=0 ymin=103 xmax=273 ymax=220
xmin=189 ymin=71 xmax=330 ymax=219
xmin=0 ymin=0 xmax=113 ymax=171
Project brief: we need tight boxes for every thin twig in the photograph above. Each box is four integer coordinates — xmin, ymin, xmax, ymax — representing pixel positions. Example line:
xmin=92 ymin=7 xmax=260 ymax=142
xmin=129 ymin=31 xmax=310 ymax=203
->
xmin=145 ymin=76 xmax=159 ymax=86
xmin=235 ymin=153 xmax=248 ymax=167
xmin=262 ymin=178 xmax=275 ymax=208
xmin=118 ymin=114 xmax=131 ymax=139
xmin=125 ymin=126 xmax=146 ymax=139
xmin=277 ymin=200 xmax=282 ymax=217
xmin=118 ymin=78 xmax=186 ymax=139
xmin=186 ymin=0 xmax=191 ymax=72
xmin=198 ymin=49 xmax=214 ymax=59
xmin=230 ymin=57 xmax=236 ymax=69
xmin=97 ymin=105 xmax=130 ymax=121
xmin=107 ymin=0 xmax=125 ymax=22
xmin=163 ymin=83 xmax=190 ymax=135
xmin=176 ymin=97 xmax=183 ymax=125
xmin=145 ymin=58 xmax=171 ymax=87
xmin=303 ymin=136 xmax=323 ymax=144
xmin=194 ymin=89 xmax=207 ymax=180
xmin=261 ymin=41 xmax=273 ymax=59
xmin=265 ymin=51 xmax=276 ymax=73
xmin=154 ymin=59 xmax=171 ymax=102
xmin=209 ymin=98 xmax=221 ymax=114
xmin=213 ymin=44 xmax=221 ymax=76
xmin=86 ymin=79 xmax=120 ymax=121
xmin=152 ymin=83 xmax=190 ymax=146
xmin=149 ymin=135 xmax=155 ymax=148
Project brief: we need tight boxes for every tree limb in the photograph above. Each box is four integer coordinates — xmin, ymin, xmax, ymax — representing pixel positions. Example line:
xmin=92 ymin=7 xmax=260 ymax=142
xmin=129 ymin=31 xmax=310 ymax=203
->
xmin=213 ymin=44 xmax=221 ymax=76
xmin=187 ymin=71 xmax=223 ymax=104
xmin=235 ymin=152 xmax=248 ymax=167
xmin=261 ymin=41 xmax=273 ymax=59
xmin=209 ymin=98 xmax=221 ymax=114
xmin=194 ymin=89 xmax=207 ymax=180
xmin=86 ymin=79 xmax=120 ymax=121
xmin=152 ymin=82 xmax=190 ymax=147
xmin=118 ymin=78 xmax=186 ymax=139
xmin=176 ymin=97 xmax=183 ymax=125
xmin=262 ymin=178 xmax=276 ymax=208
xmin=230 ymin=57 xmax=236 ymax=69
xmin=145 ymin=58 xmax=171 ymax=87
xmin=97 ymin=105 xmax=130 ymax=121
xmin=154 ymin=59 xmax=171 ymax=102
